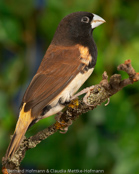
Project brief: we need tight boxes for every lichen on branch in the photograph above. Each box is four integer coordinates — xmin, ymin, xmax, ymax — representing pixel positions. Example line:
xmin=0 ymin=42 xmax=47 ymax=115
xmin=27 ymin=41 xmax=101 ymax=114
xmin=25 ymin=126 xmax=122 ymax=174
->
xmin=2 ymin=60 xmax=139 ymax=174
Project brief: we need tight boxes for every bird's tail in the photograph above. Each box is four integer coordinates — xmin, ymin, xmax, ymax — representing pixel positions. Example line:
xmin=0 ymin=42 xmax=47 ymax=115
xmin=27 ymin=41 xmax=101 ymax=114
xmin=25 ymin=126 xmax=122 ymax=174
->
xmin=5 ymin=103 xmax=33 ymax=159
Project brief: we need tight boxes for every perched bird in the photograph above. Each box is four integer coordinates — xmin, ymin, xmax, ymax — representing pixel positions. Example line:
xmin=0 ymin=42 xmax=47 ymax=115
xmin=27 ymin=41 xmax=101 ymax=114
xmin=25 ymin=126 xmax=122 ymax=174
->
xmin=6 ymin=12 xmax=105 ymax=158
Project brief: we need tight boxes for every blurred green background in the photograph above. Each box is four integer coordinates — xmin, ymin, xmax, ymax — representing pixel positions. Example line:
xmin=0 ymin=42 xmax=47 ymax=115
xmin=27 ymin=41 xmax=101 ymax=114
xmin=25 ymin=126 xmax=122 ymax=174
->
xmin=0 ymin=0 xmax=139 ymax=173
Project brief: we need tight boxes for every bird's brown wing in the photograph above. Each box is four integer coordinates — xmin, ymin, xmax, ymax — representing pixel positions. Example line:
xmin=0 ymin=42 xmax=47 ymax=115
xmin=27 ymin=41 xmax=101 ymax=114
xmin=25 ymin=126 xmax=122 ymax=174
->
xmin=22 ymin=45 xmax=83 ymax=117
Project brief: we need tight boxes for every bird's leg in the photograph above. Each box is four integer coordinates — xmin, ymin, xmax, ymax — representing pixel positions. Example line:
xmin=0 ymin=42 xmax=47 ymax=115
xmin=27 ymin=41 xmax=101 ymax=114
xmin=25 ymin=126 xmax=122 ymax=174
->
xmin=55 ymin=86 xmax=95 ymax=133
xmin=71 ymin=85 xmax=95 ymax=106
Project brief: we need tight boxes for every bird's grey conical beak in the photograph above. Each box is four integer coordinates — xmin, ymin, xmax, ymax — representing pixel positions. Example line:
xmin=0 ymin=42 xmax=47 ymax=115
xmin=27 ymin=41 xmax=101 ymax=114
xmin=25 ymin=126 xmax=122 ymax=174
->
xmin=91 ymin=14 xmax=106 ymax=29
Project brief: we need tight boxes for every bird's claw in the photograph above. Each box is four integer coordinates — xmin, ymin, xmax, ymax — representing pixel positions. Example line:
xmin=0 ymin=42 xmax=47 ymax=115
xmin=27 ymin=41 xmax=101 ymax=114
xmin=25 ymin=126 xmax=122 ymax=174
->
xmin=105 ymin=98 xmax=110 ymax=106
xmin=71 ymin=86 xmax=95 ymax=106
xmin=59 ymin=125 xmax=69 ymax=134
xmin=82 ymin=86 xmax=95 ymax=106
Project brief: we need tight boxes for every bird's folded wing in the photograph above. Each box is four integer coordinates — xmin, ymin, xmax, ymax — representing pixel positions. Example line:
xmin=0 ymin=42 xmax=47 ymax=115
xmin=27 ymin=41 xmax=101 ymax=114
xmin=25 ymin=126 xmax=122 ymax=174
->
xmin=22 ymin=45 xmax=83 ymax=116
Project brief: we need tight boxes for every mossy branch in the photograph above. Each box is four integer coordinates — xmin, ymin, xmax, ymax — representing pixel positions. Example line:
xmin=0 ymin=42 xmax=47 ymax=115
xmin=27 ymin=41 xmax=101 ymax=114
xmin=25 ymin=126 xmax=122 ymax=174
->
xmin=2 ymin=60 xmax=139 ymax=174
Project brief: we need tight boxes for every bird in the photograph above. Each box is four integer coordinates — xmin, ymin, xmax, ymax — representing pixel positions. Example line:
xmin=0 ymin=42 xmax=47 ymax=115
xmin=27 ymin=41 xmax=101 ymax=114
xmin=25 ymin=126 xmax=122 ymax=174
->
xmin=5 ymin=11 xmax=105 ymax=159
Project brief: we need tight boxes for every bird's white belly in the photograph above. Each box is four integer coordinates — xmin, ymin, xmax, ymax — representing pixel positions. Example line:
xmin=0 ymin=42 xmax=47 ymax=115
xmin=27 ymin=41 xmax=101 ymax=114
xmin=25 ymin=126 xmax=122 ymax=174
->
xmin=41 ymin=68 xmax=94 ymax=118
xmin=61 ymin=68 xmax=94 ymax=99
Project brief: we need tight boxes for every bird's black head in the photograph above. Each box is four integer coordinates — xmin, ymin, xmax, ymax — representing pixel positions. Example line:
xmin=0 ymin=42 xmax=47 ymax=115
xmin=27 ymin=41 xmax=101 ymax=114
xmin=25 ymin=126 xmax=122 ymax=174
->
xmin=51 ymin=12 xmax=105 ymax=46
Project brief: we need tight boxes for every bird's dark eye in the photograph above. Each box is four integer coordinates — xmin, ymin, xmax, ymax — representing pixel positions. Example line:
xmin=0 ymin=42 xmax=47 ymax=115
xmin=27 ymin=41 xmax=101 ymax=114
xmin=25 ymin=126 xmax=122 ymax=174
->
xmin=81 ymin=16 xmax=90 ymax=23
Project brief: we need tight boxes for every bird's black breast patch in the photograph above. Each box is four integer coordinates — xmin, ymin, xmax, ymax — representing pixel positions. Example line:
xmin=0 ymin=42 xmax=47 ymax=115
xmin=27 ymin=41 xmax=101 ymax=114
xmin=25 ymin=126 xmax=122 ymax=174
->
xmin=88 ymin=57 xmax=96 ymax=68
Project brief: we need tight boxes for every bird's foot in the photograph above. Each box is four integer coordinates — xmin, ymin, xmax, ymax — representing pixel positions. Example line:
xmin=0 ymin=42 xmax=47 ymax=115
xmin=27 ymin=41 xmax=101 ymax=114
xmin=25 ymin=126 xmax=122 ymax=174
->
xmin=71 ymin=86 xmax=95 ymax=106
xmin=83 ymin=86 xmax=95 ymax=106
xmin=55 ymin=112 xmax=72 ymax=134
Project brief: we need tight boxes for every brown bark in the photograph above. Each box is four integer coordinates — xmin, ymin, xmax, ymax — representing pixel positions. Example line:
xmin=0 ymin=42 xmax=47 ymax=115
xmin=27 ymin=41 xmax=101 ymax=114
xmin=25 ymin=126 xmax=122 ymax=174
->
xmin=2 ymin=60 xmax=139 ymax=174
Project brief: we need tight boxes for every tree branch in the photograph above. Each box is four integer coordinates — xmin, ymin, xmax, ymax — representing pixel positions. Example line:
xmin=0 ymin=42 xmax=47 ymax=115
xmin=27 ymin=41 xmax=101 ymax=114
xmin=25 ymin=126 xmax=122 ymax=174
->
xmin=2 ymin=60 xmax=139 ymax=174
